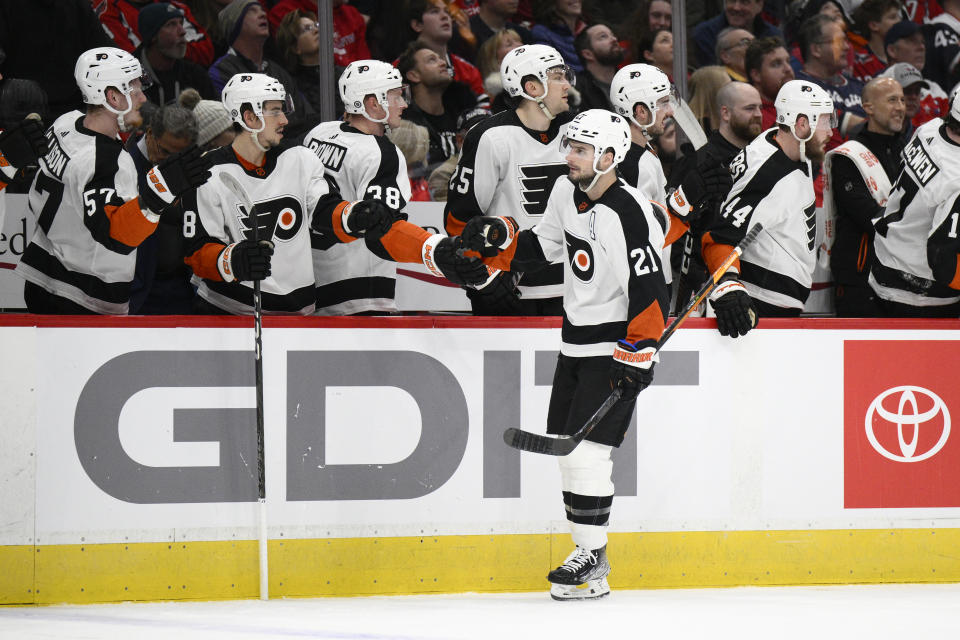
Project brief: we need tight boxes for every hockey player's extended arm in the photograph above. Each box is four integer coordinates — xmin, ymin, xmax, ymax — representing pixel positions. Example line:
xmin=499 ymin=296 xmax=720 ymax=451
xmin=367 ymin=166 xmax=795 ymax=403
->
xmin=0 ymin=118 xmax=49 ymax=182
xmin=461 ymin=215 xmax=557 ymax=273
xmin=443 ymin=126 xmax=501 ymax=235
xmin=665 ymin=161 xmax=732 ymax=224
xmin=139 ymin=145 xmax=212 ymax=216
xmin=927 ymin=192 xmax=960 ymax=291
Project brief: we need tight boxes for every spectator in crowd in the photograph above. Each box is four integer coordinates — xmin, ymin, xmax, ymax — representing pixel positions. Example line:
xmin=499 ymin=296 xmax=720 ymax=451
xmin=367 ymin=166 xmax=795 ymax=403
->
xmin=183 ymin=0 xmax=233 ymax=53
xmin=825 ymin=76 xmax=904 ymax=317
xmin=408 ymin=0 xmax=489 ymax=106
xmin=886 ymin=20 xmax=926 ymax=73
xmin=693 ymin=0 xmax=782 ymax=67
xmin=268 ymin=0 xmax=372 ymax=68
xmin=688 ymin=65 xmax=733 ymax=132
xmin=746 ymin=36 xmax=795 ymax=129
xmin=93 ymin=0 xmax=215 ymax=68
xmin=429 ymin=108 xmax=490 ymax=200
xmin=209 ymin=0 xmax=316 ymax=137
xmin=15 ymin=47 xmax=210 ymax=314
xmin=870 ymin=90 xmax=960 ymax=317
xmin=531 ymin=0 xmax=588 ymax=72
xmin=470 ymin=0 xmax=531 ymax=49
xmin=137 ymin=3 xmax=217 ymax=105
xmin=716 ymin=27 xmax=756 ymax=81
xmin=125 ymin=102 xmax=199 ymax=314
xmin=476 ymin=28 xmax=523 ymax=102
xmin=398 ymin=41 xmax=482 ymax=168
xmin=923 ymin=0 xmax=960 ymax=90
xmin=848 ymin=0 xmax=901 ymax=82
xmin=878 ymin=62 xmax=947 ymax=132
xmin=275 ymin=9 xmax=326 ymax=115
xmin=795 ymin=14 xmax=866 ymax=145
xmin=668 ymin=81 xmax=762 ymax=313
xmin=574 ymin=23 xmax=625 ymax=112
xmin=0 ymin=0 xmax=113 ymax=120
xmin=179 ymin=87 xmax=236 ymax=149
xmin=637 ymin=29 xmax=675 ymax=81
xmin=629 ymin=0 xmax=672 ymax=36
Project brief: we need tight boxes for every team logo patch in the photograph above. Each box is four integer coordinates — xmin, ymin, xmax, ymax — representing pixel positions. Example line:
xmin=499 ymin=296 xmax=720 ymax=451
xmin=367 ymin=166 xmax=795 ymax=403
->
xmin=518 ymin=163 xmax=567 ymax=216
xmin=564 ymin=231 xmax=595 ymax=282
xmin=237 ymin=194 xmax=304 ymax=242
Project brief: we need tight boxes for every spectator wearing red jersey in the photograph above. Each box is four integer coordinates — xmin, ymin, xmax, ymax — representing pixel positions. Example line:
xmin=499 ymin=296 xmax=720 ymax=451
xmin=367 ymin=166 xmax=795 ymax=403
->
xmin=848 ymin=0 xmax=901 ymax=83
xmin=92 ymin=0 xmax=215 ymax=67
xmin=879 ymin=62 xmax=948 ymax=130
xmin=267 ymin=0 xmax=372 ymax=67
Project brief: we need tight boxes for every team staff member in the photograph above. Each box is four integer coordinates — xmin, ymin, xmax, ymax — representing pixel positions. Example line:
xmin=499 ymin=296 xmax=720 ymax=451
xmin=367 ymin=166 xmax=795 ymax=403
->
xmin=701 ymin=79 xmax=836 ymax=335
xmin=461 ymin=110 xmax=669 ymax=600
xmin=16 ymin=46 xmax=211 ymax=314
xmin=444 ymin=44 xmax=574 ymax=316
xmin=182 ymin=73 xmax=487 ymax=315
xmin=869 ymin=91 xmax=960 ymax=316
xmin=303 ymin=60 xmax=412 ymax=315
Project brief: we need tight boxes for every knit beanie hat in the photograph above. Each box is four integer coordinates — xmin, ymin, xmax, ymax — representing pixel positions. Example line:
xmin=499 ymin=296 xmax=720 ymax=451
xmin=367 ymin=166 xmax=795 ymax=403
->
xmin=194 ymin=100 xmax=233 ymax=146
xmin=138 ymin=3 xmax=184 ymax=47
xmin=218 ymin=0 xmax=260 ymax=46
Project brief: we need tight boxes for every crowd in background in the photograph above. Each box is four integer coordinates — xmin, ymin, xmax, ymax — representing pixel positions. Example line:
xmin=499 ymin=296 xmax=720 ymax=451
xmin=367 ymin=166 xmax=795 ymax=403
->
xmin=0 ymin=0 xmax=958 ymax=317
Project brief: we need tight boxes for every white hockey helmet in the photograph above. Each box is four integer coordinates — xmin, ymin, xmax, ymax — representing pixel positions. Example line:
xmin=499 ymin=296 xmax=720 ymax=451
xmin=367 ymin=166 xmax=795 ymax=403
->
xmin=500 ymin=44 xmax=572 ymax=105
xmin=74 ymin=47 xmax=146 ymax=126
xmin=561 ymin=109 xmax=631 ymax=191
xmin=610 ymin=63 xmax=673 ymax=131
xmin=775 ymin=79 xmax=836 ymax=141
xmin=222 ymin=73 xmax=291 ymax=133
xmin=339 ymin=59 xmax=404 ymax=124
xmin=950 ymin=83 xmax=960 ymax=122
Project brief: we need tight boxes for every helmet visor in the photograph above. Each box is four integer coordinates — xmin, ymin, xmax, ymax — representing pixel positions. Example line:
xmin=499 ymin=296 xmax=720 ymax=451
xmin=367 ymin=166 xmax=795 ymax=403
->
xmin=262 ymin=94 xmax=295 ymax=117
xmin=815 ymin=110 xmax=838 ymax=131
xmin=545 ymin=65 xmax=576 ymax=87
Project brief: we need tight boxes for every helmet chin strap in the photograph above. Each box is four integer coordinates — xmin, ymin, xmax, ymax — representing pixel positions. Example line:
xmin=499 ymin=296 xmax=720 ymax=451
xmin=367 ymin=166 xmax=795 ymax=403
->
xmin=536 ymin=98 xmax=555 ymax=120
xmin=579 ymin=157 xmax=613 ymax=193
xmin=104 ymin=94 xmax=134 ymax=132
xmin=240 ymin=114 xmax=270 ymax=153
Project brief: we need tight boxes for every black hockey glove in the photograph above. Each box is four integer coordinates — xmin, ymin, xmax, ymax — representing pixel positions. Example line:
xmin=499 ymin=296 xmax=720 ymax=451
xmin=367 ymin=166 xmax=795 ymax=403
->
xmin=422 ymin=235 xmax=489 ymax=285
xmin=609 ymin=340 xmax=656 ymax=402
xmin=0 ymin=118 xmax=49 ymax=181
xmin=708 ymin=273 xmax=758 ymax=338
xmin=140 ymin=145 xmax=212 ymax=215
xmin=465 ymin=269 xmax=524 ymax=316
xmin=344 ymin=199 xmax=396 ymax=240
xmin=668 ymin=162 xmax=732 ymax=221
xmin=461 ymin=215 xmax=519 ymax=257
xmin=220 ymin=240 xmax=274 ymax=282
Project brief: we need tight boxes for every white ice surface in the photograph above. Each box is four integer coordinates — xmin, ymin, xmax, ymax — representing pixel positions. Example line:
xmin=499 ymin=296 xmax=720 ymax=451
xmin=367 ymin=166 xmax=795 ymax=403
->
xmin=2 ymin=584 xmax=959 ymax=640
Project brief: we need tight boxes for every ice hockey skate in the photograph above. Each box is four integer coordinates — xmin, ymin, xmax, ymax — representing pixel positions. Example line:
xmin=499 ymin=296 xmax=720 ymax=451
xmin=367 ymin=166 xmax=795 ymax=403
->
xmin=547 ymin=545 xmax=610 ymax=600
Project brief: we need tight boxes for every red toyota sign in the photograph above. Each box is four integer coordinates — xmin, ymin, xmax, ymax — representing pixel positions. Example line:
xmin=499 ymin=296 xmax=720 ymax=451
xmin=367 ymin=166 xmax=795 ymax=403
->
xmin=844 ymin=340 xmax=958 ymax=508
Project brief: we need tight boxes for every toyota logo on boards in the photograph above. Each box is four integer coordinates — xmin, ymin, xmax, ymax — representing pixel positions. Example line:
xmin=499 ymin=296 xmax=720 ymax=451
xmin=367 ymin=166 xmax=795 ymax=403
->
xmin=865 ymin=386 xmax=950 ymax=463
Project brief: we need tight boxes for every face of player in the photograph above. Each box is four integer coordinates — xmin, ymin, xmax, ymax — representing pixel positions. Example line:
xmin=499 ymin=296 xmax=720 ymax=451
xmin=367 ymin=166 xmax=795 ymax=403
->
xmin=865 ymin=81 xmax=906 ymax=135
xmin=256 ymin=99 xmax=288 ymax=147
xmin=636 ymin=95 xmax=673 ymax=136
xmin=417 ymin=2 xmax=453 ymax=43
xmin=728 ymin=88 xmax=763 ymax=141
xmin=540 ymin=67 xmax=572 ymax=115
xmin=754 ymin=47 xmax=794 ymax=101
xmin=296 ymin=17 xmax=320 ymax=58
xmin=724 ymin=0 xmax=762 ymax=29
xmin=888 ymin=33 xmax=926 ymax=70
xmin=155 ymin=17 xmax=187 ymax=60
xmin=564 ymin=139 xmax=598 ymax=187
xmin=384 ymin=87 xmax=408 ymax=128
xmin=803 ymin=115 xmax=833 ymax=162
xmin=241 ymin=3 xmax=270 ymax=40
xmin=112 ymin=79 xmax=147 ymax=129
xmin=648 ymin=0 xmax=672 ymax=32
xmin=147 ymin=131 xmax=192 ymax=165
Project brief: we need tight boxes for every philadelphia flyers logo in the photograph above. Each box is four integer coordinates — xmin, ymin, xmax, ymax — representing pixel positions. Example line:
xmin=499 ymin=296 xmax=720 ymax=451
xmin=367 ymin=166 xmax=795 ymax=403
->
xmin=565 ymin=231 xmax=595 ymax=282
xmin=518 ymin=163 xmax=568 ymax=216
xmin=236 ymin=195 xmax=304 ymax=243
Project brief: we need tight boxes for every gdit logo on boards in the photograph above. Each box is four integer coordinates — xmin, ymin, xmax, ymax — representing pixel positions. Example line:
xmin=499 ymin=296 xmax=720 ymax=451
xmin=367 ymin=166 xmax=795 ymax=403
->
xmin=864 ymin=386 xmax=950 ymax=463
xmin=844 ymin=341 xmax=960 ymax=508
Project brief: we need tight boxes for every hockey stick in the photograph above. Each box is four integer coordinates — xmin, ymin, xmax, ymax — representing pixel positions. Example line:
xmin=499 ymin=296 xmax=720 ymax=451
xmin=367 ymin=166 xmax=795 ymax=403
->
xmin=503 ymin=222 xmax=764 ymax=456
xmin=219 ymin=172 xmax=269 ymax=601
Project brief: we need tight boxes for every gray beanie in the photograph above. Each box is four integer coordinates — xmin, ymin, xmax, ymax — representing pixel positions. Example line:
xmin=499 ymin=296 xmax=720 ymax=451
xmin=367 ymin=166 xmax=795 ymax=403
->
xmin=192 ymin=99 xmax=233 ymax=146
xmin=218 ymin=0 xmax=260 ymax=46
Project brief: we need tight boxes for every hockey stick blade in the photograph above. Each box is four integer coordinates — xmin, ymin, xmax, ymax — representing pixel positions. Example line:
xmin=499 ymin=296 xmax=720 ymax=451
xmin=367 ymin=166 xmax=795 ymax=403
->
xmin=501 ymin=224 xmax=763 ymax=456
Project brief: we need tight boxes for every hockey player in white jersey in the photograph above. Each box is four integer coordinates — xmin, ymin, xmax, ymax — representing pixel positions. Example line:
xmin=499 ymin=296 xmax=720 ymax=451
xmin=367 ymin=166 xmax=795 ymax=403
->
xmin=609 ymin=63 xmax=733 ymax=284
xmin=701 ymin=79 xmax=836 ymax=336
xmin=444 ymin=44 xmax=575 ymax=315
xmin=303 ymin=60 xmax=411 ymax=315
xmin=461 ymin=110 xmax=670 ymax=600
xmin=16 ymin=46 xmax=211 ymax=314
xmin=183 ymin=73 xmax=486 ymax=315
xmin=869 ymin=92 xmax=960 ymax=316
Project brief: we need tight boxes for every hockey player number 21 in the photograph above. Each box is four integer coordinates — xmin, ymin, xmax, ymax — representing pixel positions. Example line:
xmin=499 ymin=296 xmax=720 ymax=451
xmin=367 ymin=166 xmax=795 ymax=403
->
xmin=631 ymin=246 xmax=659 ymax=276
xmin=949 ymin=212 xmax=959 ymax=238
